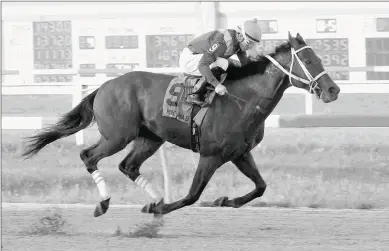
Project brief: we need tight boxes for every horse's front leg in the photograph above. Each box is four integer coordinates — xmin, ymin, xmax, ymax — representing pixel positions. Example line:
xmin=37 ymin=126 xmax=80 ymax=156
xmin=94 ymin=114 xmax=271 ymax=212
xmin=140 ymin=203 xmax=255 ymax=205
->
xmin=213 ymin=151 xmax=267 ymax=208
xmin=142 ymin=155 xmax=224 ymax=215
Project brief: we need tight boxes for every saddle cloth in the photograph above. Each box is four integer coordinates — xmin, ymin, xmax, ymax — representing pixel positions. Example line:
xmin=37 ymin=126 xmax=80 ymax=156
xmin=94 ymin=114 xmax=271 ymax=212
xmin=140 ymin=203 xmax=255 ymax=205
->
xmin=162 ymin=73 xmax=215 ymax=152
xmin=162 ymin=73 xmax=204 ymax=123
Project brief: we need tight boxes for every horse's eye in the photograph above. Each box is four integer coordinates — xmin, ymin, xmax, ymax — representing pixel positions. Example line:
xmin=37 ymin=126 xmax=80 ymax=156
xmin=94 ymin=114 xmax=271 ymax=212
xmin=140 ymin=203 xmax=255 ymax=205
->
xmin=305 ymin=60 xmax=312 ymax=64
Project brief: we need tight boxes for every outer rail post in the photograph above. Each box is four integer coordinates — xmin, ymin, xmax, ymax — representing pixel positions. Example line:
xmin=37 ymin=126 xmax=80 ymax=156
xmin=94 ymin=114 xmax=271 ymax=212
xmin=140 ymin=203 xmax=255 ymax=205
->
xmin=159 ymin=145 xmax=172 ymax=203
xmin=72 ymin=76 xmax=84 ymax=145
xmin=305 ymin=92 xmax=313 ymax=115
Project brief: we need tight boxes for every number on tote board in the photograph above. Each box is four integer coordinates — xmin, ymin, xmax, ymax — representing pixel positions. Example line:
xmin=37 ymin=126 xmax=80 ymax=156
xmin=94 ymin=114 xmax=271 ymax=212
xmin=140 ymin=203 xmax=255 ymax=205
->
xmin=154 ymin=35 xmax=193 ymax=47
xmin=319 ymin=54 xmax=348 ymax=66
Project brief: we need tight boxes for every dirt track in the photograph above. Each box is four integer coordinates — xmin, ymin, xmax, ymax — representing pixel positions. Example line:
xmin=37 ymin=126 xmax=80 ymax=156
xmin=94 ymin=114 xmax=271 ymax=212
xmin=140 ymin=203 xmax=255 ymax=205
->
xmin=2 ymin=203 xmax=389 ymax=251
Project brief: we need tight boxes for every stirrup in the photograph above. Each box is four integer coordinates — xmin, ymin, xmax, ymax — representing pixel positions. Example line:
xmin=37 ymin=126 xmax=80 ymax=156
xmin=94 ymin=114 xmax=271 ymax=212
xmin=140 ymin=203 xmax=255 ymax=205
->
xmin=186 ymin=94 xmax=208 ymax=107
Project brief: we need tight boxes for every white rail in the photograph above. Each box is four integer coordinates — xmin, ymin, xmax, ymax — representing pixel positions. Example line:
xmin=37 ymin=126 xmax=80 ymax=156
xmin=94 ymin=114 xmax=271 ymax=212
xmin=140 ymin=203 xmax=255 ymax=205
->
xmin=3 ymin=82 xmax=389 ymax=118
xmin=2 ymin=67 xmax=389 ymax=144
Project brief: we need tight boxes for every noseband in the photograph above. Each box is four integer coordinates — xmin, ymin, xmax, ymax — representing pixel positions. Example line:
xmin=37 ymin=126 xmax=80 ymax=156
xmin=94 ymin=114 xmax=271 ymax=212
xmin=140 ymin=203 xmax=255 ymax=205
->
xmin=265 ymin=46 xmax=328 ymax=94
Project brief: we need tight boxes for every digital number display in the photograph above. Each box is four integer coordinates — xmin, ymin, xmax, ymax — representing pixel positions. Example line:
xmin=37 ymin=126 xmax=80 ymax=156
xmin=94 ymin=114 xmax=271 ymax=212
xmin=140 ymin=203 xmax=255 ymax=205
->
xmin=105 ymin=35 xmax=138 ymax=49
xmin=80 ymin=64 xmax=96 ymax=77
xmin=376 ymin=18 xmax=389 ymax=32
xmin=305 ymin=38 xmax=348 ymax=66
xmin=79 ymin=36 xmax=95 ymax=49
xmin=248 ymin=38 xmax=284 ymax=59
xmin=33 ymin=21 xmax=71 ymax=33
xmin=34 ymin=74 xmax=73 ymax=83
xmin=33 ymin=21 xmax=72 ymax=69
xmin=316 ymin=19 xmax=337 ymax=33
xmin=365 ymin=37 xmax=389 ymax=80
xmin=258 ymin=20 xmax=278 ymax=34
xmin=305 ymin=38 xmax=349 ymax=80
xmin=146 ymin=34 xmax=194 ymax=68
xmin=255 ymin=38 xmax=349 ymax=80
xmin=106 ymin=63 xmax=139 ymax=77
xmin=256 ymin=39 xmax=286 ymax=54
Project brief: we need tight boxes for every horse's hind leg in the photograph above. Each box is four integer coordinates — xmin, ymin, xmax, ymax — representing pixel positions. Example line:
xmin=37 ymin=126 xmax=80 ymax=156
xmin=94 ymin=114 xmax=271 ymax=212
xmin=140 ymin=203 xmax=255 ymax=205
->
xmin=213 ymin=151 xmax=267 ymax=208
xmin=118 ymin=135 xmax=164 ymax=201
xmin=80 ymin=136 xmax=129 ymax=217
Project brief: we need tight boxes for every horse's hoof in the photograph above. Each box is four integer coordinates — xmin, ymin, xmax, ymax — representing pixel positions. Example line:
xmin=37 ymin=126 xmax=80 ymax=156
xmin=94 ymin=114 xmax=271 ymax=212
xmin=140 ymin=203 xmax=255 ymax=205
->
xmin=213 ymin=196 xmax=228 ymax=207
xmin=153 ymin=213 xmax=164 ymax=219
xmin=141 ymin=198 xmax=164 ymax=214
xmin=141 ymin=203 xmax=154 ymax=214
xmin=94 ymin=197 xmax=111 ymax=217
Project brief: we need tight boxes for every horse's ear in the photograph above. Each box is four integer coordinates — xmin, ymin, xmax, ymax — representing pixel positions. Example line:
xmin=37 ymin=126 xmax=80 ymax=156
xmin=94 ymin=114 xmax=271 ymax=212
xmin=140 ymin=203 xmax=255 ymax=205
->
xmin=296 ymin=33 xmax=306 ymax=44
xmin=288 ymin=31 xmax=293 ymax=41
xmin=288 ymin=31 xmax=298 ymax=48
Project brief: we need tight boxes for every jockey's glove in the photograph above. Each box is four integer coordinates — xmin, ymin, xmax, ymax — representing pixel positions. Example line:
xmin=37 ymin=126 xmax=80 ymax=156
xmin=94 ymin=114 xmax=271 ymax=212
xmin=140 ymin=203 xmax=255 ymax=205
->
xmin=215 ymin=84 xmax=227 ymax=95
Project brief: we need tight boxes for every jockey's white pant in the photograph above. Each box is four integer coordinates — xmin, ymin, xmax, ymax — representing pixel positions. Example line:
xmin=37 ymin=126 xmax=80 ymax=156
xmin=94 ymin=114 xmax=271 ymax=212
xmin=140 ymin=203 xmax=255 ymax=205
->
xmin=179 ymin=48 xmax=229 ymax=76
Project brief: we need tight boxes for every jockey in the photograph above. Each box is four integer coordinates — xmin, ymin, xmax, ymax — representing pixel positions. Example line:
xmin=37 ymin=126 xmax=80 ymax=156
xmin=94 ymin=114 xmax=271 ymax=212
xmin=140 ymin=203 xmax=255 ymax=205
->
xmin=179 ymin=18 xmax=263 ymax=105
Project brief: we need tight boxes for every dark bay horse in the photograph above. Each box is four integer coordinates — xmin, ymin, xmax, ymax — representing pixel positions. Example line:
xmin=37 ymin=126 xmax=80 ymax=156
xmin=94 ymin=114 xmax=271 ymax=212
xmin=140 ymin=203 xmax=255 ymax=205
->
xmin=22 ymin=32 xmax=340 ymax=217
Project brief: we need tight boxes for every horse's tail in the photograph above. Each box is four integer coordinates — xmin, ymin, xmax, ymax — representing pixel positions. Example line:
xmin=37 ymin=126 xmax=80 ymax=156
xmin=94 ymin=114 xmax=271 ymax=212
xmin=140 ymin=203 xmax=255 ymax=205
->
xmin=22 ymin=88 xmax=99 ymax=159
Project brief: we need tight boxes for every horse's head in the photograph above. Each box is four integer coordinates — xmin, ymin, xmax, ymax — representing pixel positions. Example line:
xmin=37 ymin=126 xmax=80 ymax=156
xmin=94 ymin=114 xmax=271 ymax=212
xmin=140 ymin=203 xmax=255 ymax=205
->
xmin=285 ymin=32 xmax=340 ymax=103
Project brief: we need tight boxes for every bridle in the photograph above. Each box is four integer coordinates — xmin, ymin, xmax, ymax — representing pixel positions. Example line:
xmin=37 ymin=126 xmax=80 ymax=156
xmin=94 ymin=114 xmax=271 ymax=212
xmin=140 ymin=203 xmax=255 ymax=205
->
xmin=210 ymin=44 xmax=328 ymax=110
xmin=265 ymin=45 xmax=328 ymax=94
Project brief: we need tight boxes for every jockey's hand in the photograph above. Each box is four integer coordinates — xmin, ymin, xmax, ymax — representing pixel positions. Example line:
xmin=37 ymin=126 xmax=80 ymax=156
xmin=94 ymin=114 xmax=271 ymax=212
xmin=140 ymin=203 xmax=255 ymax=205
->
xmin=215 ymin=84 xmax=227 ymax=96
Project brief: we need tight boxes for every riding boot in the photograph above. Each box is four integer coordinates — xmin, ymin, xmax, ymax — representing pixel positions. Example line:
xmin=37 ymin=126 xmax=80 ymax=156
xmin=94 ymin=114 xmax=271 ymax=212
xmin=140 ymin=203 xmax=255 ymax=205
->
xmin=192 ymin=77 xmax=208 ymax=94
xmin=186 ymin=93 xmax=207 ymax=106
xmin=187 ymin=78 xmax=209 ymax=106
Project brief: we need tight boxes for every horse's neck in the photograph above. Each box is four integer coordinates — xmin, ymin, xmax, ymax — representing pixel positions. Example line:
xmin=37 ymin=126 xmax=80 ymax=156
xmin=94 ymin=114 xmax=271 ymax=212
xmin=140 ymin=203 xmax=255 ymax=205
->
xmin=262 ymin=50 xmax=292 ymax=95
xmin=243 ymin=50 xmax=292 ymax=120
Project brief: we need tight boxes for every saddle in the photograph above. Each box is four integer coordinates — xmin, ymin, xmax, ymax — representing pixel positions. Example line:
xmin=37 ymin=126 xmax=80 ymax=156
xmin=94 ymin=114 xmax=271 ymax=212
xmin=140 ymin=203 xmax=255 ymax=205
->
xmin=162 ymin=71 xmax=227 ymax=152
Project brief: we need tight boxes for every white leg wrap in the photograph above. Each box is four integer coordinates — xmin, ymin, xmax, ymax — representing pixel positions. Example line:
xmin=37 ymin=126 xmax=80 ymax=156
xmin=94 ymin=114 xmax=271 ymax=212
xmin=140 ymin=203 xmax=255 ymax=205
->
xmin=91 ymin=170 xmax=110 ymax=200
xmin=135 ymin=175 xmax=160 ymax=200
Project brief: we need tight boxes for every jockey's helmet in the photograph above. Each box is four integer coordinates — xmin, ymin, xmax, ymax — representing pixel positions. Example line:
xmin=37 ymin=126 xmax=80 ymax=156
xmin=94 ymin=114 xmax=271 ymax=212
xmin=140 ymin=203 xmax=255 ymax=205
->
xmin=236 ymin=18 xmax=262 ymax=46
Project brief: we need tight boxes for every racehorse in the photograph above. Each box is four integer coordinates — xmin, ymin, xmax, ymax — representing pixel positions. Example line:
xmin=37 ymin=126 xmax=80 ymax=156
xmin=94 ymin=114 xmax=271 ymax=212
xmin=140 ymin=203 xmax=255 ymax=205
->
xmin=22 ymin=32 xmax=340 ymax=217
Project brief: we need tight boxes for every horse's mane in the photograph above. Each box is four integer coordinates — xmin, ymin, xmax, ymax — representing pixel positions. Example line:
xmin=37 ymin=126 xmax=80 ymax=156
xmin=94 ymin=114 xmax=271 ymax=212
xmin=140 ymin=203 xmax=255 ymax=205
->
xmin=225 ymin=41 xmax=291 ymax=81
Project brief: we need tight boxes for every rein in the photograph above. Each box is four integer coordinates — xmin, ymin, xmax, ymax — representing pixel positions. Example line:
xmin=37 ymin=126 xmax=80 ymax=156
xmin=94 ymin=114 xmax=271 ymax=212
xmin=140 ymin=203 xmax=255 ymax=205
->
xmin=208 ymin=45 xmax=328 ymax=110
xmin=265 ymin=45 xmax=328 ymax=94
xmin=206 ymin=86 xmax=248 ymax=110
